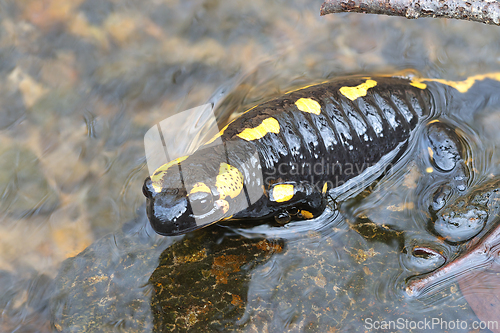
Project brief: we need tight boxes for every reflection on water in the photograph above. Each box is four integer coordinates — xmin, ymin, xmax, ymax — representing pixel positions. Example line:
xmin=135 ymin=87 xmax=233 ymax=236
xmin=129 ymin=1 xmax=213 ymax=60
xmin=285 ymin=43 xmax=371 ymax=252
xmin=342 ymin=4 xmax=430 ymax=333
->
xmin=2 ymin=0 xmax=500 ymax=331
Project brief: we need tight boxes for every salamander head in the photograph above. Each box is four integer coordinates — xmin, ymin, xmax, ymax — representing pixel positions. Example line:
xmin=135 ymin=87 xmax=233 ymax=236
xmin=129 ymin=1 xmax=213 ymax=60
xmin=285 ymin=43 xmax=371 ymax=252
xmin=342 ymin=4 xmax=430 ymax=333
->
xmin=142 ymin=151 xmax=248 ymax=236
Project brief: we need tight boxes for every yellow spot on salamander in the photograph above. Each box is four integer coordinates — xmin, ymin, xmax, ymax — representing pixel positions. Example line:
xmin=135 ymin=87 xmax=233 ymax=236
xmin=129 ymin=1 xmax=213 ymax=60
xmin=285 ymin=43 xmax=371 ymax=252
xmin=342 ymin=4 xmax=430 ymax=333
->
xmin=295 ymin=98 xmax=321 ymax=115
xmin=236 ymin=117 xmax=280 ymax=141
xmin=412 ymin=72 xmax=500 ymax=93
xmin=189 ymin=182 xmax=211 ymax=195
xmin=151 ymin=155 xmax=189 ymax=192
xmin=272 ymin=184 xmax=294 ymax=203
xmin=339 ymin=79 xmax=377 ymax=101
xmin=215 ymin=163 xmax=244 ymax=199
xmin=151 ymin=182 xmax=162 ymax=193
xmin=322 ymin=182 xmax=328 ymax=194
xmin=215 ymin=199 xmax=229 ymax=214
xmin=152 ymin=156 xmax=189 ymax=178
xmin=410 ymin=81 xmax=427 ymax=89
xmin=436 ymin=78 xmax=477 ymax=93
xmin=300 ymin=210 xmax=314 ymax=219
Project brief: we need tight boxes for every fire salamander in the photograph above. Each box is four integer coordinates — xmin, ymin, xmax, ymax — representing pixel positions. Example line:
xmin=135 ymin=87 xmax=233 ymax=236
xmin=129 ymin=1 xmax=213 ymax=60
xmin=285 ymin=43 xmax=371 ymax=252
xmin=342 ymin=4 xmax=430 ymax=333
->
xmin=143 ymin=73 xmax=500 ymax=236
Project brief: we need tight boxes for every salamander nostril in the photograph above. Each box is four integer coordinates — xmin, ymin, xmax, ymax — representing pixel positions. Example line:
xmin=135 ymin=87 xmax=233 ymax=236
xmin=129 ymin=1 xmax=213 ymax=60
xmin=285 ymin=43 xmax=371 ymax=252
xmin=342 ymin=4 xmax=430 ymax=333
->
xmin=143 ymin=177 xmax=153 ymax=199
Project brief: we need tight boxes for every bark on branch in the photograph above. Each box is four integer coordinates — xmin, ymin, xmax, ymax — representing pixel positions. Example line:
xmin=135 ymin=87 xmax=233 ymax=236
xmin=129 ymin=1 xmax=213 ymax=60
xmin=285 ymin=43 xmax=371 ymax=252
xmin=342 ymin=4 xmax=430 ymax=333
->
xmin=320 ymin=0 xmax=500 ymax=26
xmin=406 ymin=220 xmax=500 ymax=297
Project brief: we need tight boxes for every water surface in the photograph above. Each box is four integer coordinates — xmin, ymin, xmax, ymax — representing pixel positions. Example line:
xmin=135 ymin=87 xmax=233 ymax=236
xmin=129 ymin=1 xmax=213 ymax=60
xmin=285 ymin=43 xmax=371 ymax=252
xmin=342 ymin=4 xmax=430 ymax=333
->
xmin=2 ymin=0 xmax=500 ymax=331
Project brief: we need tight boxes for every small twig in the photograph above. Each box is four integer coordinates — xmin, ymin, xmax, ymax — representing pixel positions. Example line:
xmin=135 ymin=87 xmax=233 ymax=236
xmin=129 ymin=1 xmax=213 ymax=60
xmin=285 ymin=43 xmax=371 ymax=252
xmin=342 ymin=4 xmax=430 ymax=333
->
xmin=406 ymin=221 xmax=500 ymax=297
xmin=320 ymin=0 xmax=500 ymax=26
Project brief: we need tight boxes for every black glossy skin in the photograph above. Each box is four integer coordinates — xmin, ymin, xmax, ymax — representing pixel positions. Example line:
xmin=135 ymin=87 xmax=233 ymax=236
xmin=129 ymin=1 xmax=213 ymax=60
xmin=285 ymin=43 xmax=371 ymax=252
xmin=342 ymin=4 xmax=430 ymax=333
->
xmin=144 ymin=76 xmax=434 ymax=236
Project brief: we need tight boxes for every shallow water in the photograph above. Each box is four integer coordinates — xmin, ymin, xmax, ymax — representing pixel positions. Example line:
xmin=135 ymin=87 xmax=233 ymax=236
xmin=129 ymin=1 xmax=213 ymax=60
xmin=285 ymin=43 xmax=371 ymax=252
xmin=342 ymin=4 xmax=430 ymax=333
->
xmin=2 ymin=0 xmax=500 ymax=332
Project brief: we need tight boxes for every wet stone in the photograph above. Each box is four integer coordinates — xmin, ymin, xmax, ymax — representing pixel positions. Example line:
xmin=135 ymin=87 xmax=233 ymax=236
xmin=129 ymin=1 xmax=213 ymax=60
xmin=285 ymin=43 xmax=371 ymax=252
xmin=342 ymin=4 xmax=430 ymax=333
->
xmin=432 ymin=177 xmax=500 ymax=243
xmin=27 ymin=89 xmax=83 ymax=135
xmin=0 ymin=88 xmax=25 ymax=129
xmin=150 ymin=229 xmax=284 ymax=332
xmin=426 ymin=122 xmax=463 ymax=173
xmin=0 ymin=47 xmax=19 ymax=75
xmin=78 ymin=0 xmax=114 ymax=26
xmin=0 ymin=146 xmax=59 ymax=216
xmin=434 ymin=207 xmax=488 ymax=243
xmin=0 ymin=271 xmax=54 ymax=333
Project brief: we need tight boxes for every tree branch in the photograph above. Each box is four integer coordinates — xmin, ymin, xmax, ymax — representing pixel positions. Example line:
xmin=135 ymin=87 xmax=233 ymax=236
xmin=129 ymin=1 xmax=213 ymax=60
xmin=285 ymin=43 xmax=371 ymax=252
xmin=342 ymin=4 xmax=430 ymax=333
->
xmin=320 ymin=0 xmax=500 ymax=26
xmin=406 ymin=220 xmax=500 ymax=297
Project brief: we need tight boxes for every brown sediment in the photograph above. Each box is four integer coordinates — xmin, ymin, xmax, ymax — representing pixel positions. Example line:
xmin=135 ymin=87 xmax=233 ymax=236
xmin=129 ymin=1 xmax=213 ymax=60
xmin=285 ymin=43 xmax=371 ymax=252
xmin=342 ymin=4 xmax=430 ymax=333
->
xmin=254 ymin=239 xmax=284 ymax=253
xmin=210 ymin=254 xmax=246 ymax=284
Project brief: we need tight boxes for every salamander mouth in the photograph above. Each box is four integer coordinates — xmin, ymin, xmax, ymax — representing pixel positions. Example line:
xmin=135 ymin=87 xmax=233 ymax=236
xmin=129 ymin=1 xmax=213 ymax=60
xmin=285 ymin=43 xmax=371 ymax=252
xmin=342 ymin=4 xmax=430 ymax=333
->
xmin=146 ymin=200 xmax=188 ymax=236
xmin=145 ymin=191 xmax=233 ymax=236
xmin=146 ymin=204 xmax=224 ymax=236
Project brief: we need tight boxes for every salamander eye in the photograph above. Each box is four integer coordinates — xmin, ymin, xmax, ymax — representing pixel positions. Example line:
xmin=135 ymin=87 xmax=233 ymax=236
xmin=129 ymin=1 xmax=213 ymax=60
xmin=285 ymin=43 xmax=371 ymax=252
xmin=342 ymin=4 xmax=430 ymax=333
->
xmin=189 ymin=191 xmax=214 ymax=216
